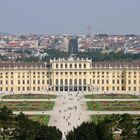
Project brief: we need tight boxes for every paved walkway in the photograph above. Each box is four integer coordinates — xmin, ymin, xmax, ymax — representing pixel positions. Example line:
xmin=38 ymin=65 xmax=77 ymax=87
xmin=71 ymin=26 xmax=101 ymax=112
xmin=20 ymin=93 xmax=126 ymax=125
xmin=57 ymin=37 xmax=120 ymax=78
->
xmin=48 ymin=92 xmax=90 ymax=138
xmin=13 ymin=110 xmax=140 ymax=116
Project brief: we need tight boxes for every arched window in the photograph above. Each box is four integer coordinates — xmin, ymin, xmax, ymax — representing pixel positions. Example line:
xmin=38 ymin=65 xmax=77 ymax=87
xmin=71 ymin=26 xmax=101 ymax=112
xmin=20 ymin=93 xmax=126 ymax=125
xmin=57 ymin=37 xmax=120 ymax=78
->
xmin=70 ymin=79 xmax=72 ymax=85
xmin=65 ymin=79 xmax=68 ymax=85
xmin=70 ymin=64 xmax=72 ymax=68
xmin=61 ymin=64 xmax=63 ymax=68
xmin=65 ymin=64 xmax=67 ymax=68
xmin=79 ymin=79 xmax=81 ymax=85
xmin=83 ymin=79 xmax=86 ymax=85
xmin=55 ymin=79 xmax=58 ymax=85
xmin=84 ymin=64 xmax=86 ymax=68
xmin=56 ymin=64 xmax=58 ymax=68
xmin=74 ymin=79 xmax=77 ymax=85
xmin=60 ymin=79 xmax=63 ymax=85
xmin=79 ymin=64 xmax=81 ymax=68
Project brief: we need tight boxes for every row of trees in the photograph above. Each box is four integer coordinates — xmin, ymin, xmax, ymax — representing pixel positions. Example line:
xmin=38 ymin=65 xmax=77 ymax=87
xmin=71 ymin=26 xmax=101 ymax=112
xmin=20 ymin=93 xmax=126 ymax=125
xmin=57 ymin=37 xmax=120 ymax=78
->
xmin=13 ymin=49 xmax=140 ymax=62
xmin=40 ymin=50 xmax=140 ymax=62
xmin=66 ymin=114 xmax=140 ymax=140
xmin=0 ymin=106 xmax=62 ymax=140
xmin=0 ymin=106 xmax=140 ymax=140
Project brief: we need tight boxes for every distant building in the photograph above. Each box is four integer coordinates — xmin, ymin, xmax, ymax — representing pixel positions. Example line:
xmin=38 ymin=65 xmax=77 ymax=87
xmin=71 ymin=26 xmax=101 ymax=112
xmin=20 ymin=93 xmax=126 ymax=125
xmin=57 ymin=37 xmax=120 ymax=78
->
xmin=68 ymin=37 xmax=78 ymax=54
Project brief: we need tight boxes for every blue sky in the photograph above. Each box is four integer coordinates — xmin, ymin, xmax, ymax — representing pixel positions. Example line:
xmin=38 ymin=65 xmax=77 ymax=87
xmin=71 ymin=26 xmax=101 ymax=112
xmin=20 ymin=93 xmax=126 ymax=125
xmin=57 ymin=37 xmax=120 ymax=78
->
xmin=0 ymin=0 xmax=140 ymax=35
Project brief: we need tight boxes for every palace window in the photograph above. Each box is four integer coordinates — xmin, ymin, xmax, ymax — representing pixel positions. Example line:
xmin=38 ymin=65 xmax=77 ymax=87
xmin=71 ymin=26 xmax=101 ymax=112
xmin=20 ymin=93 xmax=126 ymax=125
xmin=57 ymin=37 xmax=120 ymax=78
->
xmin=102 ymin=80 xmax=104 ymax=84
xmin=18 ymin=87 xmax=20 ymax=91
xmin=83 ymin=79 xmax=86 ymax=85
xmin=11 ymin=80 xmax=14 ymax=85
xmin=65 ymin=79 xmax=68 ymax=85
xmin=33 ymin=87 xmax=35 ymax=91
xmin=121 ymin=80 xmax=124 ymax=84
xmin=56 ymin=79 xmax=58 ymax=85
xmin=84 ymin=64 xmax=86 ymax=68
xmin=6 ymin=87 xmax=8 ymax=91
xmin=70 ymin=64 xmax=72 ymax=68
xmin=112 ymin=80 xmax=115 ymax=84
xmin=60 ymin=79 xmax=63 ymax=85
xmin=22 ymin=80 xmax=25 ymax=84
xmin=11 ymin=87 xmax=13 ymax=91
xmin=65 ymin=64 xmax=67 ymax=68
xmin=0 ymin=87 xmax=2 ymax=91
xmin=6 ymin=80 xmax=8 ymax=84
xmin=79 ymin=79 xmax=81 ymax=85
xmin=56 ymin=64 xmax=58 ymax=68
xmin=70 ymin=79 xmax=72 ymax=85
xmin=18 ymin=80 xmax=20 ymax=84
xmin=106 ymin=80 xmax=109 ymax=84
xmin=27 ymin=87 xmax=30 ymax=91
xmin=74 ymin=79 xmax=77 ymax=85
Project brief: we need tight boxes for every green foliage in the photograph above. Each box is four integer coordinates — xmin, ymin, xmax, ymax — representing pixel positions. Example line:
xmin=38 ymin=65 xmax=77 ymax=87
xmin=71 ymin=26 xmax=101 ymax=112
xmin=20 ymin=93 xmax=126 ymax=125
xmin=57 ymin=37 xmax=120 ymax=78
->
xmin=77 ymin=51 xmax=140 ymax=61
xmin=66 ymin=122 xmax=98 ymax=140
xmin=0 ymin=106 xmax=14 ymax=140
xmin=66 ymin=114 xmax=140 ymax=140
xmin=119 ymin=113 xmax=138 ymax=140
xmin=0 ymin=107 xmax=62 ymax=140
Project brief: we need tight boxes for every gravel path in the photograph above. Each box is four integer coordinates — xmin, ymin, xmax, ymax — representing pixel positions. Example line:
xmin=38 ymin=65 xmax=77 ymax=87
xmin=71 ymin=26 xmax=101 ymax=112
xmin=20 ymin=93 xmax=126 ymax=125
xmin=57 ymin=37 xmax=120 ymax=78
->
xmin=48 ymin=92 xmax=90 ymax=138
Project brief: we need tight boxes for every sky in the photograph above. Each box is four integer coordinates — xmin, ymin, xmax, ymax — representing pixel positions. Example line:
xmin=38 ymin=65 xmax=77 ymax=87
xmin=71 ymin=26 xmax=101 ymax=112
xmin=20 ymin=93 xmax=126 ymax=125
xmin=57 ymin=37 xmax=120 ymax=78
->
xmin=0 ymin=0 xmax=140 ymax=35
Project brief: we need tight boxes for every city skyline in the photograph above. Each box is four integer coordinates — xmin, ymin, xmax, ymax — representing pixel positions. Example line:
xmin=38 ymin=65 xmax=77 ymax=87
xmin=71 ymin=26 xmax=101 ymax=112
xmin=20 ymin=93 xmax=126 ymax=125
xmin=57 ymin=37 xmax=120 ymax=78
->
xmin=0 ymin=0 xmax=140 ymax=35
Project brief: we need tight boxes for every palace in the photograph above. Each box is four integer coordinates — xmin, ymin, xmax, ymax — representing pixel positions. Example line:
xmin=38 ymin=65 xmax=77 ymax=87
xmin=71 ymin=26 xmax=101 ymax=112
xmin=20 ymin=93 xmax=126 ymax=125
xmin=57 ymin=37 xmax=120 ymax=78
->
xmin=0 ymin=57 xmax=140 ymax=94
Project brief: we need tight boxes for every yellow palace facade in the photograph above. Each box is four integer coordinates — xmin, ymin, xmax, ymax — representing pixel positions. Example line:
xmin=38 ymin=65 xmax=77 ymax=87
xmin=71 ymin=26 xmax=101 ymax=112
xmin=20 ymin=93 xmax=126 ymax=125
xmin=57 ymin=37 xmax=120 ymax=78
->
xmin=0 ymin=58 xmax=140 ymax=94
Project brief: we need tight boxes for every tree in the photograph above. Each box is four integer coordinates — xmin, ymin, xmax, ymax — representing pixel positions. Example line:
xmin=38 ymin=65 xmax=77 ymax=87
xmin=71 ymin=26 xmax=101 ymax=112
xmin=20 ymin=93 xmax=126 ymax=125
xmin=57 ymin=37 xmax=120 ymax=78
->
xmin=96 ymin=120 xmax=114 ymax=140
xmin=0 ymin=106 xmax=14 ymax=140
xmin=119 ymin=114 xmax=137 ymax=140
xmin=34 ymin=125 xmax=62 ymax=140
xmin=136 ymin=118 xmax=140 ymax=139
xmin=11 ymin=112 xmax=36 ymax=140
xmin=66 ymin=122 xmax=98 ymax=140
xmin=11 ymin=112 xmax=62 ymax=140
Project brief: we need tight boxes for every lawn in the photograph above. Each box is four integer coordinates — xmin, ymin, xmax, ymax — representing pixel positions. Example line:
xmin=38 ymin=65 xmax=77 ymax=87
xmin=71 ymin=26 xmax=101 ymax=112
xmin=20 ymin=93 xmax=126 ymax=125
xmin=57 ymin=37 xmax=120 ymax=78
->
xmin=2 ymin=94 xmax=57 ymax=99
xmin=85 ymin=94 xmax=139 ymax=99
xmin=86 ymin=101 xmax=140 ymax=111
xmin=28 ymin=115 xmax=50 ymax=125
xmin=0 ymin=101 xmax=55 ymax=111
